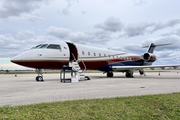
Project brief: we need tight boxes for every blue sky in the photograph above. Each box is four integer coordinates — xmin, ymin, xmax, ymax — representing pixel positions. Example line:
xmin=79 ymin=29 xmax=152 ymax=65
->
xmin=0 ymin=0 xmax=180 ymax=70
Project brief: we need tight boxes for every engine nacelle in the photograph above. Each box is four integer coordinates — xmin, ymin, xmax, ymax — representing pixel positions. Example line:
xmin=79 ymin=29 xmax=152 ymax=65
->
xmin=142 ymin=53 xmax=153 ymax=61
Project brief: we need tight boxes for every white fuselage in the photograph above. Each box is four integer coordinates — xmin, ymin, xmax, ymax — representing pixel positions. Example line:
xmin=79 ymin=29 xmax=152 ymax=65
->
xmin=11 ymin=41 xmax=156 ymax=71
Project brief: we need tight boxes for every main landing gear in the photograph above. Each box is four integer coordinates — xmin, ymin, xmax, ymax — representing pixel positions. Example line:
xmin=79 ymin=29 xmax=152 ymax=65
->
xmin=35 ymin=69 xmax=44 ymax=82
xmin=125 ymin=70 xmax=134 ymax=78
xmin=139 ymin=70 xmax=146 ymax=76
xmin=107 ymin=71 xmax=114 ymax=77
xmin=106 ymin=71 xmax=134 ymax=78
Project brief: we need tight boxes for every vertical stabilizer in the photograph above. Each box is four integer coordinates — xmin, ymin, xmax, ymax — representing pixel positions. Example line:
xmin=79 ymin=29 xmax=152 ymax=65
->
xmin=147 ymin=43 xmax=156 ymax=53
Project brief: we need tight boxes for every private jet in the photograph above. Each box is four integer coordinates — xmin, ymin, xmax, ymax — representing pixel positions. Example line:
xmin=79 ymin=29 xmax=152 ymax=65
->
xmin=11 ymin=41 xmax=180 ymax=81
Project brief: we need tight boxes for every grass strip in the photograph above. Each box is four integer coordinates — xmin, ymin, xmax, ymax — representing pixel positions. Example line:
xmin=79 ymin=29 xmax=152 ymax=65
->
xmin=0 ymin=93 xmax=180 ymax=120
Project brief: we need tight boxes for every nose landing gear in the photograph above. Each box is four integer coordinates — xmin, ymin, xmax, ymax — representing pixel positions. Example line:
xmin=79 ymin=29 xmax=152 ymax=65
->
xmin=35 ymin=69 xmax=44 ymax=82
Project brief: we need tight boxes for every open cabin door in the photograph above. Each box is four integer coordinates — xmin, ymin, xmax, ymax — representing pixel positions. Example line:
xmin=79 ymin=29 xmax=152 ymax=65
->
xmin=66 ymin=42 xmax=78 ymax=61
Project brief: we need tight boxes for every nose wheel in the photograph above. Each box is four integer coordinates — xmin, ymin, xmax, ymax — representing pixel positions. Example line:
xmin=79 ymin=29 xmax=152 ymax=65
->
xmin=36 ymin=76 xmax=44 ymax=81
xmin=35 ymin=69 xmax=44 ymax=82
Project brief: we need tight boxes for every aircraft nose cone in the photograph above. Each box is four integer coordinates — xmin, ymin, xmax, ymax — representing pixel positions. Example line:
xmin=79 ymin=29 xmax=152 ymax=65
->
xmin=10 ymin=51 xmax=29 ymax=64
xmin=11 ymin=55 xmax=21 ymax=64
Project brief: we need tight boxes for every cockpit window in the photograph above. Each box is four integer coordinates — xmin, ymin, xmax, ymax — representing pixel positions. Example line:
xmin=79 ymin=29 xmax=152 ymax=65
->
xmin=33 ymin=44 xmax=41 ymax=49
xmin=34 ymin=44 xmax=48 ymax=49
xmin=47 ymin=44 xmax=61 ymax=50
xmin=32 ymin=44 xmax=61 ymax=50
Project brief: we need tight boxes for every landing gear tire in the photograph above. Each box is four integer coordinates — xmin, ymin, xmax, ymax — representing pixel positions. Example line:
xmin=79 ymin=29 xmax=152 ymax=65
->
xmin=85 ymin=76 xmax=90 ymax=80
xmin=36 ymin=76 xmax=44 ymax=82
xmin=35 ymin=69 xmax=44 ymax=82
xmin=125 ymin=71 xmax=134 ymax=78
xmin=107 ymin=72 xmax=113 ymax=77
xmin=139 ymin=70 xmax=144 ymax=75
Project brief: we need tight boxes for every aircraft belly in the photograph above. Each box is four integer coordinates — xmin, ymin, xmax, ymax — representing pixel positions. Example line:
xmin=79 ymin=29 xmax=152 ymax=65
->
xmin=79 ymin=60 xmax=143 ymax=71
xmin=11 ymin=60 xmax=69 ymax=69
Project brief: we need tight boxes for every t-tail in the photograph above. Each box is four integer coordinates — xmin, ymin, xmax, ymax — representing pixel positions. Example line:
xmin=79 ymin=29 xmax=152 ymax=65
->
xmin=139 ymin=43 xmax=172 ymax=75
xmin=143 ymin=43 xmax=171 ymax=54
xmin=141 ymin=43 xmax=171 ymax=64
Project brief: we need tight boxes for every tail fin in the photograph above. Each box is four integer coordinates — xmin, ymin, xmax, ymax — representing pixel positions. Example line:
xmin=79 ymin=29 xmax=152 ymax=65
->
xmin=142 ymin=43 xmax=171 ymax=54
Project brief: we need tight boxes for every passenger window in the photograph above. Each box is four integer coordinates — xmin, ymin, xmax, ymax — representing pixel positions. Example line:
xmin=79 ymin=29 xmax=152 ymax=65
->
xmin=88 ymin=52 xmax=90 ymax=56
xmin=47 ymin=44 xmax=61 ymax=50
xmin=99 ymin=53 xmax=101 ymax=57
xmin=94 ymin=53 xmax=96 ymax=56
xmin=82 ymin=51 xmax=85 ymax=55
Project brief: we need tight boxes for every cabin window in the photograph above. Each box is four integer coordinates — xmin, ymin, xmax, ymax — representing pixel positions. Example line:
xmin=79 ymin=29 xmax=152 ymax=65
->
xmin=47 ymin=44 xmax=61 ymax=50
xmin=104 ymin=54 xmax=106 ymax=57
xmin=82 ymin=51 xmax=85 ymax=55
xmin=94 ymin=53 xmax=96 ymax=56
xmin=108 ymin=55 xmax=110 ymax=58
xmin=88 ymin=52 xmax=90 ymax=56
xmin=99 ymin=53 xmax=101 ymax=57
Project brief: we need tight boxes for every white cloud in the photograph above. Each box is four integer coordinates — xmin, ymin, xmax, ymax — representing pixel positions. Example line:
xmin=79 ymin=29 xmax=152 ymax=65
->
xmin=0 ymin=0 xmax=180 ymax=68
xmin=8 ymin=13 xmax=43 ymax=22
xmin=0 ymin=0 xmax=42 ymax=18
xmin=94 ymin=17 xmax=123 ymax=32
xmin=0 ymin=0 xmax=50 ymax=22
xmin=46 ymin=26 xmax=71 ymax=39
xmin=124 ymin=19 xmax=180 ymax=37
xmin=141 ymin=35 xmax=180 ymax=49
xmin=124 ymin=22 xmax=155 ymax=37
xmin=131 ymin=0 xmax=146 ymax=5
xmin=16 ymin=30 xmax=35 ymax=39
xmin=61 ymin=0 xmax=79 ymax=15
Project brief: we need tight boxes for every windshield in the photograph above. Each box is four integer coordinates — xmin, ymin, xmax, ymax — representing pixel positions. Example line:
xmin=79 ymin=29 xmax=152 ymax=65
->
xmin=32 ymin=44 xmax=61 ymax=50
xmin=47 ymin=44 xmax=61 ymax=50
xmin=33 ymin=44 xmax=48 ymax=49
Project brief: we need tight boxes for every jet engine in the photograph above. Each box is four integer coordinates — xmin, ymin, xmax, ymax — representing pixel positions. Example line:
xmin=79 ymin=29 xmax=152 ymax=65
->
xmin=142 ymin=53 xmax=152 ymax=61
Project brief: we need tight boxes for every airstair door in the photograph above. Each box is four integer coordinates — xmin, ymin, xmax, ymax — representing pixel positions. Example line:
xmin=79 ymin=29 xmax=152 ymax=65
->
xmin=66 ymin=42 xmax=78 ymax=61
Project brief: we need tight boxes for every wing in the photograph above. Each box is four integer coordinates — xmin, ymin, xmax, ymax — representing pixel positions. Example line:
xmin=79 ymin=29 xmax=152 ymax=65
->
xmin=112 ymin=65 xmax=180 ymax=71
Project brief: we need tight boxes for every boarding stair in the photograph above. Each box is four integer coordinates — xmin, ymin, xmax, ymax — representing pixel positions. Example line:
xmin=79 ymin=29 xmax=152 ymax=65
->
xmin=60 ymin=60 xmax=89 ymax=83
xmin=69 ymin=60 xmax=86 ymax=81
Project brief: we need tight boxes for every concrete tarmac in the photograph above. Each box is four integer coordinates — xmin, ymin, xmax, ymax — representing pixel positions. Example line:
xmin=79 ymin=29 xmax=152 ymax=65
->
xmin=0 ymin=71 xmax=180 ymax=106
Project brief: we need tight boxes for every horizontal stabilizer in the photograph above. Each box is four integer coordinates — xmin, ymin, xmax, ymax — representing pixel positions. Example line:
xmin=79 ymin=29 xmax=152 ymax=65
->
xmin=142 ymin=43 xmax=172 ymax=54
xmin=142 ymin=43 xmax=172 ymax=48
